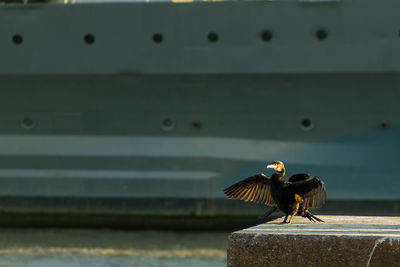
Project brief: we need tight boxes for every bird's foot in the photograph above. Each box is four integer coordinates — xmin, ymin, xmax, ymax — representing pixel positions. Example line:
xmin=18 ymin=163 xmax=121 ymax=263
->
xmin=306 ymin=213 xmax=325 ymax=223
xmin=313 ymin=216 xmax=325 ymax=223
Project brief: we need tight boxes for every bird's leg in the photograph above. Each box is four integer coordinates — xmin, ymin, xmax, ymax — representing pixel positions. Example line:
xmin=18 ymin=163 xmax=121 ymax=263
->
xmin=259 ymin=207 xmax=278 ymax=221
xmin=287 ymin=214 xmax=294 ymax=224
xmin=281 ymin=214 xmax=289 ymax=224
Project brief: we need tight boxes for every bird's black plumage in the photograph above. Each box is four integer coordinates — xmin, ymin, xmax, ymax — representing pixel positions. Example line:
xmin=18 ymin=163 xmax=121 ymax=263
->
xmin=223 ymin=161 xmax=326 ymax=224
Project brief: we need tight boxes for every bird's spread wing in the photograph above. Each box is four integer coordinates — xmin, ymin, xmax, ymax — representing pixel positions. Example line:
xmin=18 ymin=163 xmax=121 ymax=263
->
xmin=223 ymin=174 xmax=276 ymax=206
xmin=288 ymin=173 xmax=312 ymax=183
xmin=287 ymin=176 xmax=327 ymax=209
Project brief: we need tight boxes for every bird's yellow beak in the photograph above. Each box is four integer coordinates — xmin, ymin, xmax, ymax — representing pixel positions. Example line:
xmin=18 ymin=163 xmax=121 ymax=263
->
xmin=266 ymin=164 xmax=276 ymax=169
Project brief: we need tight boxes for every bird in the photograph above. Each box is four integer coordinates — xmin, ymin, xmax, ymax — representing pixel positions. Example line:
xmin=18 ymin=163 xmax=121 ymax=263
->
xmin=223 ymin=160 xmax=326 ymax=224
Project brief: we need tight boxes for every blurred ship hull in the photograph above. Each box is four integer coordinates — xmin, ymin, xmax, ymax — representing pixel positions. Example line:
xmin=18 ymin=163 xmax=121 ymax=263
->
xmin=0 ymin=1 xmax=399 ymax=216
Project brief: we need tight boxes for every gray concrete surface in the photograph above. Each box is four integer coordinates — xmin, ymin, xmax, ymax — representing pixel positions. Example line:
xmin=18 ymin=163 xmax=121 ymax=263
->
xmin=0 ymin=229 xmax=228 ymax=267
xmin=228 ymin=216 xmax=400 ymax=267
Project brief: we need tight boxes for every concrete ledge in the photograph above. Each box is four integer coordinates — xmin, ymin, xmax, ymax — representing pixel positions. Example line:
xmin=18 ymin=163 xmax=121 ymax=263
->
xmin=228 ymin=216 xmax=400 ymax=267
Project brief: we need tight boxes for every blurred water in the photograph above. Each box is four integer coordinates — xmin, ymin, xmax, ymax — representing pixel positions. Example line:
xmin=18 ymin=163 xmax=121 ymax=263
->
xmin=0 ymin=255 xmax=226 ymax=267
xmin=0 ymin=229 xmax=228 ymax=267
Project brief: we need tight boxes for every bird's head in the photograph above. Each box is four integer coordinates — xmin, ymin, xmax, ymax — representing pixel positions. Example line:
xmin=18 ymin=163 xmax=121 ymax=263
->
xmin=267 ymin=161 xmax=285 ymax=172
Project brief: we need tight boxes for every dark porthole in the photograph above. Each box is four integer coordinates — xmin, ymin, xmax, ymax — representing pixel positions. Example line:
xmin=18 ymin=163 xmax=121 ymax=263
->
xmin=161 ymin=118 xmax=175 ymax=132
xmin=261 ymin=30 xmax=272 ymax=42
xmin=21 ymin=117 xmax=36 ymax=131
xmin=84 ymin=33 xmax=95 ymax=44
xmin=153 ymin=33 xmax=163 ymax=44
xmin=12 ymin=34 xmax=23 ymax=45
xmin=208 ymin=32 xmax=219 ymax=43
xmin=300 ymin=118 xmax=314 ymax=131
xmin=316 ymin=29 xmax=328 ymax=41
xmin=192 ymin=121 xmax=202 ymax=129
xmin=380 ymin=121 xmax=390 ymax=129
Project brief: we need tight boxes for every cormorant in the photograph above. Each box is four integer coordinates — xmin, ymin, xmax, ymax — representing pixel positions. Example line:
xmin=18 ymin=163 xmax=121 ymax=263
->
xmin=223 ymin=161 xmax=326 ymax=224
